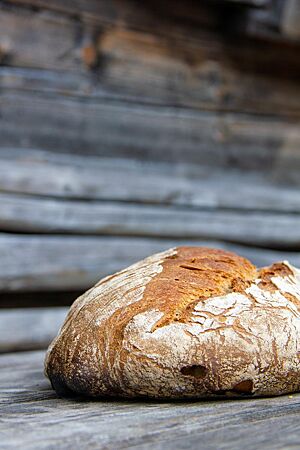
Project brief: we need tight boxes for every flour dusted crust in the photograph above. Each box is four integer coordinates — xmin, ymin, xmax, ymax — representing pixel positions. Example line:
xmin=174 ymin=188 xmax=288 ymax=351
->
xmin=45 ymin=247 xmax=300 ymax=399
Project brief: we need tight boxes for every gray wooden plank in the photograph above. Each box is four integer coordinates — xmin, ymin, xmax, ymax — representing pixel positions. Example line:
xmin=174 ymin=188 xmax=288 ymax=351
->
xmin=1 ymin=47 xmax=300 ymax=120
xmin=3 ymin=0 xmax=115 ymax=21
xmin=0 ymin=350 xmax=299 ymax=449
xmin=0 ymin=5 xmax=222 ymax=74
xmin=1 ymin=6 xmax=300 ymax=118
xmin=2 ymin=54 xmax=300 ymax=120
xmin=0 ymin=307 xmax=68 ymax=353
xmin=1 ymin=191 xmax=300 ymax=247
xmin=1 ymin=148 xmax=300 ymax=208
xmin=1 ymin=91 xmax=300 ymax=174
xmin=0 ymin=7 xmax=81 ymax=70
xmin=1 ymin=234 xmax=300 ymax=293
xmin=0 ymin=0 xmax=279 ymax=48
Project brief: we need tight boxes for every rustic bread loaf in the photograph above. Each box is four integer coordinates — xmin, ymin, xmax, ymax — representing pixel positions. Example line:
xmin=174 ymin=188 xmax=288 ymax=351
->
xmin=45 ymin=247 xmax=300 ymax=399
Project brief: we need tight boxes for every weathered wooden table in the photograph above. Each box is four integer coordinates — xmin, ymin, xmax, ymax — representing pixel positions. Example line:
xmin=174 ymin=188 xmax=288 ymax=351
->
xmin=1 ymin=308 xmax=300 ymax=450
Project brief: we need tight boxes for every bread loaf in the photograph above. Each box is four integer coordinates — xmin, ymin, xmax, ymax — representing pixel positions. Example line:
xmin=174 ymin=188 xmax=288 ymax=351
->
xmin=45 ymin=247 xmax=300 ymax=399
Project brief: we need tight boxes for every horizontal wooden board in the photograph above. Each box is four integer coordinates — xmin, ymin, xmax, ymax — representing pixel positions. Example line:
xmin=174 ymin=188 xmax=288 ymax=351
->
xmin=1 ymin=350 xmax=300 ymax=449
xmin=0 ymin=0 xmax=266 ymax=41
xmin=0 ymin=5 xmax=222 ymax=74
xmin=1 ymin=42 xmax=300 ymax=120
xmin=0 ymin=307 xmax=67 ymax=352
xmin=1 ymin=234 xmax=300 ymax=293
xmin=1 ymin=149 xmax=300 ymax=208
xmin=1 ymin=191 xmax=300 ymax=247
xmin=0 ymin=0 xmax=288 ymax=51
xmin=3 ymin=0 xmax=220 ymax=33
xmin=2 ymin=55 xmax=300 ymax=121
xmin=1 ymin=91 xmax=300 ymax=175
xmin=1 ymin=5 xmax=300 ymax=118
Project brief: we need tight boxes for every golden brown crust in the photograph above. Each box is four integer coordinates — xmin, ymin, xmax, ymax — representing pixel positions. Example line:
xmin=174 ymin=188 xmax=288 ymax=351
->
xmin=258 ymin=262 xmax=293 ymax=291
xmin=45 ymin=247 xmax=300 ymax=399
xmin=145 ymin=247 xmax=257 ymax=329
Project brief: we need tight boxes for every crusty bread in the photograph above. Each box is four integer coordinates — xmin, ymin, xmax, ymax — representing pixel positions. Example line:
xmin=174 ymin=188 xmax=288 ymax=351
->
xmin=45 ymin=247 xmax=300 ymax=399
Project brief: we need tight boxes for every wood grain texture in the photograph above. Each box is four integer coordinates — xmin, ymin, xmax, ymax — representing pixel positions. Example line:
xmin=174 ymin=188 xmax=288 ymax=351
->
xmin=2 ymin=0 xmax=220 ymax=31
xmin=1 ymin=4 xmax=300 ymax=118
xmin=1 ymin=191 xmax=300 ymax=247
xmin=1 ymin=234 xmax=300 ymax=293
xmin=2 ymin=55 xmax=300 ymax=120
xmin=0 ymin=307 xmax=67 ymax=352
xmin=1 ymin=350 xmax=300 ymax=449
xmin=0 ymin=7 xmax=80 ymax=70
xmin=1 ymin=91 xmax=300 ymax=174
xmin=1 ymin=149 xmax=300 ymax=208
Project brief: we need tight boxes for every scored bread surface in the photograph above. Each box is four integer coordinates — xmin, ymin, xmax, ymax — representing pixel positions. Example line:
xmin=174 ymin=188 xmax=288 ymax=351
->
xmin=45 ymin=247 xmax=300 ymax=399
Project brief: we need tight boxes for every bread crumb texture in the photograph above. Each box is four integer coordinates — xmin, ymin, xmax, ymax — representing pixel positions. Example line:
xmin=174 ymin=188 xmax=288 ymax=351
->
xmin=45 ymin=247 xmax=300 ymax=399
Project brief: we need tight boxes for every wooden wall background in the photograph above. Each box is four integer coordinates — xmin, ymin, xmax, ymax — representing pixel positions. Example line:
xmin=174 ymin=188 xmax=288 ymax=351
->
xmin=1 ymin=0 xmax=300 ymax=311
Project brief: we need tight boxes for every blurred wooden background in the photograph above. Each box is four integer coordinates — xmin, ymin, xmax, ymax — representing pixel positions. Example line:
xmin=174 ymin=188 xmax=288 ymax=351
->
xmin=1 ymin=0 xmax=300 ymax=314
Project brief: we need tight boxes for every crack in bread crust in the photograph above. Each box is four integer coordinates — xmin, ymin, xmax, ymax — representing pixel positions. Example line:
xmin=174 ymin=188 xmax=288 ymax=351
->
xmin=45 ymin=247 xmax=300 ymax=399
xmin=148 ymin=247 xmax=257 ymax=329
